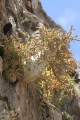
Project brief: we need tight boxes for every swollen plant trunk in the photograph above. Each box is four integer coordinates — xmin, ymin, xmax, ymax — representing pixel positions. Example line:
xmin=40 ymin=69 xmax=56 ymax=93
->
xmin=24 ymin=48 xmax=57 ymax=82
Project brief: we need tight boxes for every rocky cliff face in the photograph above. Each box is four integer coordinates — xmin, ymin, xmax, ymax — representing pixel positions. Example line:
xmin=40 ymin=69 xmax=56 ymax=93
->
xmin=0 ymin=0 xmax=63 ymax=120
xmin=0 ymin=0 xmax=80 ymax=120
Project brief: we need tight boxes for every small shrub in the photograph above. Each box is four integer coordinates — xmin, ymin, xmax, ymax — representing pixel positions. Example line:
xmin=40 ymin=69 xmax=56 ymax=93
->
xmin=62 ymin=111 xmax=74 ymax=120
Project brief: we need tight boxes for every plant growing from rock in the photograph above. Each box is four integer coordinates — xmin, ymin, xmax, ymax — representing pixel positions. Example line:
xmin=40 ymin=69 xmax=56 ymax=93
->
xmin=62 ymin=111 xmax=74 ymax=120
xmin=1 ymin=26 xmax=77 ymax=86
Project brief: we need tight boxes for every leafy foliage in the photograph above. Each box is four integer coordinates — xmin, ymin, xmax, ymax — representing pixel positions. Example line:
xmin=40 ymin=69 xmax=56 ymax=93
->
xmin=1 ymin=37 xmax=27 ymax=80
xmin=1 ymin=26 xmax=77 ymax=101
xmin=62 ymin=111 xmax=74 ymax=120
xmin=38 ymin=26 xmax=77 ymax=105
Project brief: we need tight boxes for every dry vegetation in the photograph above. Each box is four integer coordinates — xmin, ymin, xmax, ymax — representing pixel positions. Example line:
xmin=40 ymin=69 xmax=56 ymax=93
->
xmin=1 ymin=26 xmax=77 ymax=103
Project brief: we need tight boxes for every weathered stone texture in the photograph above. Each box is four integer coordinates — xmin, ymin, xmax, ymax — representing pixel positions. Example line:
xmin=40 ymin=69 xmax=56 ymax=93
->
xmin=0 ymin=0 xmax=66 ymax=120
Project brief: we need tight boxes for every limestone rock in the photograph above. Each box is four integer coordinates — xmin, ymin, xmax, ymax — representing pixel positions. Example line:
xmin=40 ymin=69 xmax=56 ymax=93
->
xmin=52 ymin=109 xmax=62 ymax=120
xmin=0 ymin=56 xmax=3 ymax=75
xmin=0 ymin=0 xmax=73 ymax=120
xmin=25 ymin=1 xmax=32 ymax=12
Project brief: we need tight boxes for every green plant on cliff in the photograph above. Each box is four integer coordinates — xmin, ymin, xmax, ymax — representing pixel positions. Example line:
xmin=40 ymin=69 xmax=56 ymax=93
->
xmin=2 ymin=37 xmax=27 ymax=81
xmin=62 ymin=111 xmax=74 ymax=120
xmin=2 ymin=26 xmax=77 ymax=94
xmin=20 ymin=17 xmax=28 ymax=22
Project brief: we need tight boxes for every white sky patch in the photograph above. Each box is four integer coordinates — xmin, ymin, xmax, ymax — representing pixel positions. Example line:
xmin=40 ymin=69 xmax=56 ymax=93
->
xmin=57 ymin=9 xmax=78 ymax=28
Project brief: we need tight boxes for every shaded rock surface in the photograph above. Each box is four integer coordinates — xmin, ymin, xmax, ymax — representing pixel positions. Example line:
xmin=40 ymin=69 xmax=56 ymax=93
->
xmin=60 ymin=83 xmax=80 ymax=120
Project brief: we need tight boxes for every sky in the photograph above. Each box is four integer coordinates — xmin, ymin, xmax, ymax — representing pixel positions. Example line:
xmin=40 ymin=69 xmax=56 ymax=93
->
xmin=40 ymin=0 xmax=80 ymax=61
